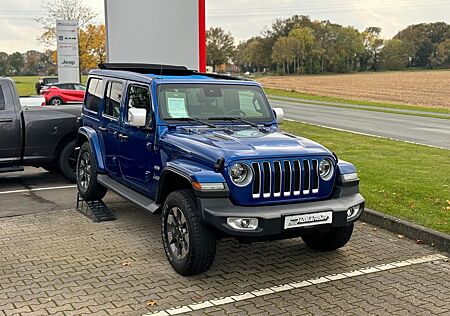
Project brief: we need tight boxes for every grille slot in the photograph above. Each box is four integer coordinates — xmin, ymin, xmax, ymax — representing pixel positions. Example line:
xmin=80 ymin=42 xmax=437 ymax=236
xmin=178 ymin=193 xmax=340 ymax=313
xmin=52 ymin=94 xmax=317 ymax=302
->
xmin=252 ymin=162 xmax=261 ymax=198
xmin=293 ymin=160 xmax=301 ymax=195
xmin=312 ymin=159 xmax=319 ymax=193
xmin=273 ymin=161 xmax=281 ymax=197
xmin=249 ymin=159 xmax=321 ymax=199
xmin=283 ymin=160 xmax=291 ymax=196
xmin=262 ymin=162 xmax=271 ymax=198
xmin=302 ymin=160 xmax=310 ymax=194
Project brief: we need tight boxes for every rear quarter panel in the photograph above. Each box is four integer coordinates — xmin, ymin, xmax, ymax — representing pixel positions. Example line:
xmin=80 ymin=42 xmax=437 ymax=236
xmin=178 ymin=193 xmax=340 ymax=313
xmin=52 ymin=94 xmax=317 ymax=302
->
xmin=22 ymin=106 xmax=80 ymax=164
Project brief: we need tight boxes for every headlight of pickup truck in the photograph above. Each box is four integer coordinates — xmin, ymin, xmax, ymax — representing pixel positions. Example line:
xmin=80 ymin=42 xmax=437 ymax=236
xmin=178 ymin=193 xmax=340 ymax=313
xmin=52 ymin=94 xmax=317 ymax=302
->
xmin=319 ymin=158 xmax=334 ymax=181
xmin=229 ymin=163 xmax=253 ymax=186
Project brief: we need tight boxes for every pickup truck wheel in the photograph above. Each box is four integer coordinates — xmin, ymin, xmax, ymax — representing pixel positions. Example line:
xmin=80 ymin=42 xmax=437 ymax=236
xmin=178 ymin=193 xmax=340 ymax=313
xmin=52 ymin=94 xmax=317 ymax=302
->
xmin=76 ymin=142 xmax=107 ymax=201
xmin=49 ymin=97 xmax=63 ymax=106
xmin=301 ymin=224 xmax=354 ymax=252
xmin=162 ymin=189 xmax=217 ymax=276
xmin=59 ymin=140 xmax=76 ymax=182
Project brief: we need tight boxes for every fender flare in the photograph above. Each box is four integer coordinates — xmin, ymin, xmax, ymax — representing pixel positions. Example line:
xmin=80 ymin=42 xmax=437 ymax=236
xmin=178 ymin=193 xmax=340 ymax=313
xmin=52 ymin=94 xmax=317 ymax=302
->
xmin=76 ymin=126 xmax=105 ymax=173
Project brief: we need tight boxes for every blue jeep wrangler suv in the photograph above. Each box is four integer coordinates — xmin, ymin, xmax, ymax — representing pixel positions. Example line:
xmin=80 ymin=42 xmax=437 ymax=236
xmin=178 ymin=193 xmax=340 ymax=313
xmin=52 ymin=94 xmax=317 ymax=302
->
xmin=76 ymin=63 xmax=365 ymax=275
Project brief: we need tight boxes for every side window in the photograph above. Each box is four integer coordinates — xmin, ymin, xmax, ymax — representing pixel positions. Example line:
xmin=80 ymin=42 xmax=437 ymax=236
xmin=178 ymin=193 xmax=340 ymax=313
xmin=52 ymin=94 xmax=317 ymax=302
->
xmin=103 ymin=81 xmax=123 ymax=119
xmin=85 ymin=78 xmax=104 ymax=113
xmin=0 ymin=86 xmax=5 ymax=111
xmin=127 ymin=85 xmax=152 ymax=125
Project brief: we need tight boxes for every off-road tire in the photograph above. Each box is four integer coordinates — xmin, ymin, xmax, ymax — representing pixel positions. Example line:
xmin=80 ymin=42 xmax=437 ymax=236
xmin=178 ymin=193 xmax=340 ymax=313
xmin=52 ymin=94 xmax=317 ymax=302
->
xmin=59 ymin=140 xmax=76 ymax=182
xmin=76 ymin=142 xmax=107 ymax=201
xmin=162 ymin=189 xmax=217 ymax=276
xmin=301 ymin=224 xmax=354 ymax=251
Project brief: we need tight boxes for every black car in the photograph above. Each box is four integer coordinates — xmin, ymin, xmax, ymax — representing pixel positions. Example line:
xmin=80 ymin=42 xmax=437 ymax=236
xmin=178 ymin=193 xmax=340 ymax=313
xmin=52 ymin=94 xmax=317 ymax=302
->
xmin=1 ymin=77 xmax=80 ymax=181
xmin=35 ymin=77 xmax=58 ymax=94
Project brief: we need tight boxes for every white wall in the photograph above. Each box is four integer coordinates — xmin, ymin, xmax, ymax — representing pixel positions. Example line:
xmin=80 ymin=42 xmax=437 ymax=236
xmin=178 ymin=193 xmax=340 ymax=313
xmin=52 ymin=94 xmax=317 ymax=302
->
xmin=105 ymin=0 xmax=202 ymax=70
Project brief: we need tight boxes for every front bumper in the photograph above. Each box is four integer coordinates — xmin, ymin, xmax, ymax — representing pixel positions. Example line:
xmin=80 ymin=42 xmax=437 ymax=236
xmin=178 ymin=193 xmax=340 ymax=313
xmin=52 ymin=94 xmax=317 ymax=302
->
xmin=197 ymin=193 xmax=365 ymax=240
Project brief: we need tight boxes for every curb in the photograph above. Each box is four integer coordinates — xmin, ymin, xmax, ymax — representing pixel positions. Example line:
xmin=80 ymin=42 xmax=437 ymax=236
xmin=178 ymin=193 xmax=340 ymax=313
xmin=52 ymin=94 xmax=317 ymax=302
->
xmin=361 ymin=208 xmax=450 ymax=253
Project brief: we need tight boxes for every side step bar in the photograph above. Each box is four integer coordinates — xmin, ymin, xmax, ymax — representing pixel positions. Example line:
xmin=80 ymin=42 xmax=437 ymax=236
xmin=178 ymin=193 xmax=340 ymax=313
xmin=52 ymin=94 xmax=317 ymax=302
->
xmin=0 ymin=166 xmax=24 ymax=173
xmin=97 ymin=174 xmax=160 ymax=213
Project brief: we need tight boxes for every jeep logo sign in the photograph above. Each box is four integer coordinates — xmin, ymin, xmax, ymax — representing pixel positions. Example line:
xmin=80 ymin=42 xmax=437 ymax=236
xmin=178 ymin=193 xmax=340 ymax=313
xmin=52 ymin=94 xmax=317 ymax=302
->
xmin=56 ymin=20 xmax=80 ymax=83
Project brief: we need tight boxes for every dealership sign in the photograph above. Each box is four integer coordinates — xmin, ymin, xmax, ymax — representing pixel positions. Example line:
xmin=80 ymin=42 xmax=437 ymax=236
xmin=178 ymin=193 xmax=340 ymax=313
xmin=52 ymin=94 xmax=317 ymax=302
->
xmin=56 ymin=20 xmax=80 ymax=83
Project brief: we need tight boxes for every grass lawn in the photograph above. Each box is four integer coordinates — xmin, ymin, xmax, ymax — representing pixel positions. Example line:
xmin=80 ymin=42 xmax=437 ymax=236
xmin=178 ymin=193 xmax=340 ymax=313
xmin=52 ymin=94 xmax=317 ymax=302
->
xmin=10 ymin=76 xmax=88 ymax=97
xmin=265 ymin=88 xmax=450 ymax=116
xmin=282 ymin=120 xmax=450 ymax=234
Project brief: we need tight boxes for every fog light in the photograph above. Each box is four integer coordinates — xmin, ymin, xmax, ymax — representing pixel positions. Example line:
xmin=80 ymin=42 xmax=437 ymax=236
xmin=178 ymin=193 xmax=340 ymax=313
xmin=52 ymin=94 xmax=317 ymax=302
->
xmin=227 ymin=217 xmax=258 ymax=230
xmin=347 ymin=204 xmax=362 ymax=220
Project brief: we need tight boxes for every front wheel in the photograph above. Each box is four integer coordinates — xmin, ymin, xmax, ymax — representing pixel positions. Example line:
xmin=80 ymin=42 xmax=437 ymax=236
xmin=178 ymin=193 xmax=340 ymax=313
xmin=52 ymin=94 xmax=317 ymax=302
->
xmin=162 ymin=189 xmax=217 ymax=276
xmin=49 ymin=97 xmax=63 ymax=106
xmin=301 ymin=224 xmax=354 ymax=251
xmin=76 ymin=142 xmax=107 ymax=201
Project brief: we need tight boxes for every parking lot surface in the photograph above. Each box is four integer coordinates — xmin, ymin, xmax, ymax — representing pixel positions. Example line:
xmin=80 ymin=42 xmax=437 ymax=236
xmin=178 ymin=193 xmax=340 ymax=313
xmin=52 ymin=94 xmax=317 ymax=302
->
xmin=1 ymin=168 xmax=449 ymax=316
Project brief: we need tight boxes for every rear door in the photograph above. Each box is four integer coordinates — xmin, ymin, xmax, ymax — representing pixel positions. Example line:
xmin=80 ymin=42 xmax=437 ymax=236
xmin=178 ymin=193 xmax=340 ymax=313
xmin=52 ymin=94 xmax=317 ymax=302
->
xmin=99 ymin=80 xmax=123 ymax=177
xmin=0 ymin=80 xmax=22 ymax=166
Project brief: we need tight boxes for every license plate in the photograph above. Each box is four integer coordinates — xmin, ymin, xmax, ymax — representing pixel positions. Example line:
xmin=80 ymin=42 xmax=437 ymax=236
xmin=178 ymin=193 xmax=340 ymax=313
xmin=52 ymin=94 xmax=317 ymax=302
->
xmin=284 ymin=211 xmax=333 ymax=229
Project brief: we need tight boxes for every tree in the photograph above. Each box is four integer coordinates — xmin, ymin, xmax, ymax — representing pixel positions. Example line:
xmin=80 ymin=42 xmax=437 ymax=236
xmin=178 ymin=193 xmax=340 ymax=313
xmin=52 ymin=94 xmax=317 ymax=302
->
xmin=78 ymin=24 xmax=106 ymax=72
xmin=361 ymin=27 xmax=384 ymax=71
xmin=380 ymin=39 xmax=411 ymax=70
xmin=272 ymin=36 xmax=294 ymax=74
xmin=7 ymin=52 xmax=24 ymax=75
xmin=430 ymin=39 xmax=450 ymax=67
xmin=288 ymin=27 xmax=315 ymax=74
xmin=36 ymin=0 xmax=97 ymax=46
xmin=0 ymin=52 xmax=9 ymax=76
xmin=206 ymin=27 xmax=235 ymax=70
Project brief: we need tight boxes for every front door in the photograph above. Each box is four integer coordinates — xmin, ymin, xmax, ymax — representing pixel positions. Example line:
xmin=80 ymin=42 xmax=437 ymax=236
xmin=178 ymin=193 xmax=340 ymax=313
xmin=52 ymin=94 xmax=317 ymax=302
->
xmin=118 ymin=83 xmax=157 ymax=197
xmin=0 ymin=81 xmax=22 ymax=166
xmin=99 ymin=80 xmax=123 ymax=176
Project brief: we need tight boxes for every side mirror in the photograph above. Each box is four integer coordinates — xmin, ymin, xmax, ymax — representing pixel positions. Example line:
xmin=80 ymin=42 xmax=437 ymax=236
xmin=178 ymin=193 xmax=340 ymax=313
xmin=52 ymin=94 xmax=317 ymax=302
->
xmin=128 ymin=108 xmax=147 ymax=127
xmin=273 ymin=107 xmax=284 ymax=124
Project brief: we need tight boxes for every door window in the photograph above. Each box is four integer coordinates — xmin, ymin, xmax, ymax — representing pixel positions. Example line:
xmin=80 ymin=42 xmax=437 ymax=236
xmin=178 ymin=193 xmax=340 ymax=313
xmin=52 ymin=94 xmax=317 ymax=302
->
xmin=85 ymin=78 xmax=104 ymax=113
xmin=104 ymin=82 xmax=123 ymax=119
xmin=126 ymin=85 xmax=152 ymax=126
xmin=0 ymin=87 xmax=5 ymax=110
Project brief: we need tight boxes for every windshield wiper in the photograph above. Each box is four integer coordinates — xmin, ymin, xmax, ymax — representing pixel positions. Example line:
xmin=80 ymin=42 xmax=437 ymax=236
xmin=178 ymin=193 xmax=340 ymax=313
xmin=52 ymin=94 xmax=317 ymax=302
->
xmin=165 ymin=117 xmax=217 ymax=128
xmin=208 ymin=116 xmax=259 ymax=128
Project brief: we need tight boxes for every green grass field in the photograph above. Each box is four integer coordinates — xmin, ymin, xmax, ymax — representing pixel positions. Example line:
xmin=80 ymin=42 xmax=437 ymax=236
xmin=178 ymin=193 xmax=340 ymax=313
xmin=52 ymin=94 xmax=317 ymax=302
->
xmin=282 ymin=120 xmax=450 ymax=234
xmin=11 ymin=76 xmax=88 ymax=97
xmin=265 ymin=88 xmax=450 ymax=116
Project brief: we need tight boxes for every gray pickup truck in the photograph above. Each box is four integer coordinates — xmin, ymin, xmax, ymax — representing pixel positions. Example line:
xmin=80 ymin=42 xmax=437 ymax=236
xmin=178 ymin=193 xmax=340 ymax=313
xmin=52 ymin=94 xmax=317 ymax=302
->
xmin=0 ymin=77 xmax=81 ymax=181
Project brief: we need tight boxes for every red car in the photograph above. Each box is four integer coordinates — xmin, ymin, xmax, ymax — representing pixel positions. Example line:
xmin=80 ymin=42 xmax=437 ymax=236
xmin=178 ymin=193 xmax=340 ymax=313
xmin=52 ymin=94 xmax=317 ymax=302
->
xmin=40 ymin=83 xmax=86 ymax=105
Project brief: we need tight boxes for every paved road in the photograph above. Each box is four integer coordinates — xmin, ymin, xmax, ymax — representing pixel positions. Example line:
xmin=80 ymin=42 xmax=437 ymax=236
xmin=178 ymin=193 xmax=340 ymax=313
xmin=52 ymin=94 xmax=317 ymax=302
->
xmin=269 ymin=98 xmax=450 ymax=149
xmin=1 ymin=168 xmax=449 ymax=315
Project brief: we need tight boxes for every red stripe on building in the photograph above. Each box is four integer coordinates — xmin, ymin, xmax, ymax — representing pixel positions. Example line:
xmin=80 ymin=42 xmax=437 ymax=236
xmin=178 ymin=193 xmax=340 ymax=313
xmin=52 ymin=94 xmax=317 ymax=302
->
xmin=198 ymin=0 xmax=206 ymax=72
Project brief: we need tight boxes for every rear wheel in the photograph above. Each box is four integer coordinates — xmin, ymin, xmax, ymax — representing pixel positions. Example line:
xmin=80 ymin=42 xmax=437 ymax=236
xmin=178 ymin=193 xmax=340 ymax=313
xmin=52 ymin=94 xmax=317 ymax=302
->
xmin=162 ymin=189 xmax=217 ymax=275
xmin=301 ymin=224 xmax=354 ymax=251
xmin=49 ymin=97 xmax=63 ymax=106
xmin=76 ymin=142 xmax=107 ymax=201
xmin=58 ymin=140 xmax=76 ymax=182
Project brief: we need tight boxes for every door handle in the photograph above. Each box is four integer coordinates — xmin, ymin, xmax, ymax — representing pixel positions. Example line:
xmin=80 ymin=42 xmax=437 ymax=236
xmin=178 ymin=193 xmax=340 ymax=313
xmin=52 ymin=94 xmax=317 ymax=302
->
xmin=0 ymin=118 xmax=13 ymax=123
xmin=98 ymin=126 xmax=107 ymax=132
xmin=118 ymin=133 xmax=128 ymax=141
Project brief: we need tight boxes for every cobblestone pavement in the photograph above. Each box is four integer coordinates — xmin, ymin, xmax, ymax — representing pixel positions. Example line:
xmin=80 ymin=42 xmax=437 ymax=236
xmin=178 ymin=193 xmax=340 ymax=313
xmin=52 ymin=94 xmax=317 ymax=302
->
xmin=0 ymin=198 xmax=449 ymax=315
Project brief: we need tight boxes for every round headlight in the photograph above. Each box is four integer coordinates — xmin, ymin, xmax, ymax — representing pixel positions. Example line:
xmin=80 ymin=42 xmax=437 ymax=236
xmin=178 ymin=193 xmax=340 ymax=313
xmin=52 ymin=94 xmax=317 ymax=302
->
xmin=319 ymin=159 xmax=334 ymax=181
xmin=229 ymin=163 xmax=253 ymax=186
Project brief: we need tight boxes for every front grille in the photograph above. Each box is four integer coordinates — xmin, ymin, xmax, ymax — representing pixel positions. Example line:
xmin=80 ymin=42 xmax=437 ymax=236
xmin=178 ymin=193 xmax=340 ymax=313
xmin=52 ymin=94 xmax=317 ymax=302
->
xmin=251 ymin=159 xmax=320 ymax=199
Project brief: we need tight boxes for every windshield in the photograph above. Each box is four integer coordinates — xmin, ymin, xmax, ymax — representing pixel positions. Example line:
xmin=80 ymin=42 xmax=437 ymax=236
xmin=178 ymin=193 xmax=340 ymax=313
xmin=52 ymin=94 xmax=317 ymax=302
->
xmin=158 ymin=84 xmax=273 ymax=122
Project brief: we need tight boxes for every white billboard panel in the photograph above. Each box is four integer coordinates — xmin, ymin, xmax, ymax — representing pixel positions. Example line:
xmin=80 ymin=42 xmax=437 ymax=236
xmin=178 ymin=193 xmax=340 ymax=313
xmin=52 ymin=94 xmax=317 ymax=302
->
xmin=104 ymin=0 xmax=206 ymax=71
xmin=56 ymin=20 xmax=80 ymax=83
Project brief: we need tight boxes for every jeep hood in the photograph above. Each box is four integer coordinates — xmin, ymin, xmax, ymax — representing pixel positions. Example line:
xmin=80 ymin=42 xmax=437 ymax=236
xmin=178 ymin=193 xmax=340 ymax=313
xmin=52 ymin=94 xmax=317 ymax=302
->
xmin=159 ymin=128 xmax=332 ymax=165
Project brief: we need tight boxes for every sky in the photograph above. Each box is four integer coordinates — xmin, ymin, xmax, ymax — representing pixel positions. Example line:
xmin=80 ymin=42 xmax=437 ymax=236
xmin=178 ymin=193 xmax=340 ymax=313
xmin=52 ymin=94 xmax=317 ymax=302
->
xmin=1 ymin=0 xmax=450 ymax=53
